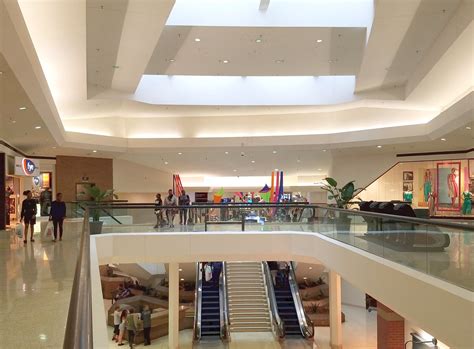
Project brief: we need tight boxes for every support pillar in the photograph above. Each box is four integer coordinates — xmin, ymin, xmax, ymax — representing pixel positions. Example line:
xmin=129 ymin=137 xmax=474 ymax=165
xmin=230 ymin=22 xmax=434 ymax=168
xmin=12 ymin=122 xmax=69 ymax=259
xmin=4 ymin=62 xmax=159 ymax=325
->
xmin=329 ymin=270 xmax=343 ymax=349
xmin=377 ymin=302 xmax=405 ymax=349
xmin=168 ymin=262 xmax=180 ymax=349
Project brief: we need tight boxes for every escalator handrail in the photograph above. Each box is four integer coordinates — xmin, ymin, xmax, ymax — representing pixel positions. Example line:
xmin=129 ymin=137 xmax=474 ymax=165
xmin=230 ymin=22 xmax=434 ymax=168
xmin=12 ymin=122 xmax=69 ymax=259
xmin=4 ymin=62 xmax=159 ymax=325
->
xmin=220 ymin=262 xmax=231 ymax=341
xmin=262 ymin=262 xmax=286 ymax=339
xmin=193 ymin=262 xmax=203 ymax=342
xmin=288 ymin=262 xmax=315 ymax=339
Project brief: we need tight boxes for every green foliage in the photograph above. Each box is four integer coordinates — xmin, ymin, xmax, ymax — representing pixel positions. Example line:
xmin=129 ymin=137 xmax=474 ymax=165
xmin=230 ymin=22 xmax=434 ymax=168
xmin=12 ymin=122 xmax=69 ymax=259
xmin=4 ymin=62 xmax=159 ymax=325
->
xmin=86 ymin=186 xmax=118 ymax=221
xmin=321 ymin=177 xmax=363 ymax=209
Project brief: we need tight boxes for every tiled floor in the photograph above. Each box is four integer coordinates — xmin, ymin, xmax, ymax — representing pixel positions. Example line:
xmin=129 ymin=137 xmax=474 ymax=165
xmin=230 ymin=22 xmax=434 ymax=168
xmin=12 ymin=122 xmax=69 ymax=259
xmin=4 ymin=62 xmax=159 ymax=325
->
xmin=0 ymin=220 xmax=82 ymax=348
xmin=106 ymin=305 xmax=377 ymax=349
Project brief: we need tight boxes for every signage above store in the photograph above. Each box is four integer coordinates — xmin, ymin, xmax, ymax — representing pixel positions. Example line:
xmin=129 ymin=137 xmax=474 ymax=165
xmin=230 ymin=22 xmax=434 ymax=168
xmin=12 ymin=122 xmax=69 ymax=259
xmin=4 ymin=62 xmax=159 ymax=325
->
xmin=14 ymin=157 xmax=40 ymax=176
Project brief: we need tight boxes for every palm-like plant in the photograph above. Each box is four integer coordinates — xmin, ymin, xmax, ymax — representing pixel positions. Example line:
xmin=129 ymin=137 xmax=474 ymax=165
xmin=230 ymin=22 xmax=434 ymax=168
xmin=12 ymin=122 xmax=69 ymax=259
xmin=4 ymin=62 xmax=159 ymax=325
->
xmin=321 ymin=178 xmax=363 ymax=209
xmin=86 ymin=186 xmax=118 ymax=221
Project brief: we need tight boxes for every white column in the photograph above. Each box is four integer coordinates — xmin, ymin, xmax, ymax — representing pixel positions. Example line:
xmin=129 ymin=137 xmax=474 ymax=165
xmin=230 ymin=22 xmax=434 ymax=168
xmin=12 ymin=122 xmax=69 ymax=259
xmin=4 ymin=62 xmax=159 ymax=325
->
xmin=329 ymin=270 xmax=343 ymax=349
xmin=168 ymin=263 xmax=180 ymax=349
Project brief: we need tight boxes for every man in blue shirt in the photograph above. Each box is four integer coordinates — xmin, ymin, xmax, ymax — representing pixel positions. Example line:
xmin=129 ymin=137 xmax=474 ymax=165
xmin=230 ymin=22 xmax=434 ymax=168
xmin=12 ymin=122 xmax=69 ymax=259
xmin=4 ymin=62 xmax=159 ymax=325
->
xmin=49 ymin=192 xmax=66 ymax=241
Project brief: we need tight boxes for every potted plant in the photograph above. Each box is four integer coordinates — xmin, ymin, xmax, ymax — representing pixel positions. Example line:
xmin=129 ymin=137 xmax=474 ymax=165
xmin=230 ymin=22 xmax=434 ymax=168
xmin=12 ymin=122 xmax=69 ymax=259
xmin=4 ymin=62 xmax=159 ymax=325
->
xmin=321 ymin=178 xmax=363 ymax=231
xmin=86 ymin=186 xmax=118 ymax=234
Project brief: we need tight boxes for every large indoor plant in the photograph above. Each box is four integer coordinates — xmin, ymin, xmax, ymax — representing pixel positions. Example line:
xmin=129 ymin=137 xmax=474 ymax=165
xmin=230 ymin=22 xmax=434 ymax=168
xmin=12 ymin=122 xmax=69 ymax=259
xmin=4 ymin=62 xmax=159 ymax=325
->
xmin=321 ymin=178 xmax=363 ymax=231
xmin=86 ymin=186 xmax=118 ymax=234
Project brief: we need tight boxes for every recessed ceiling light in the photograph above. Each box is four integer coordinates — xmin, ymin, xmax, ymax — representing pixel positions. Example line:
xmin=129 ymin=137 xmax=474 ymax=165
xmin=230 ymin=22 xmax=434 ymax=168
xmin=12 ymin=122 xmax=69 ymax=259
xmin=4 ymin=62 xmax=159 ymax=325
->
xmin=233 ymin=169 xmax=237 ymax=172
xmin=0 ymin=71 xmax=3 ymax=75
xmin=272 ymin=150 xmax=277 ymax=154
xmin=441 ymin=138 xmax=446 ymax=141
xmin=11 ymin=120 xmax=16 ymax=124
xmin=180 ymin=278 xmax=184 ymax=281
xmin=316 ymin=39 xmax=323 ymax=43
xmin=251 ymin=160 xmax=255 ymax=163
xmin=35 ymin=126 xmax=41 ymax=129
xmin=179 ymin=268 xmax=183 ymax=272
xmin=225 ymin=151 xmax=229 ymax=155
xmin=275 ymin=59 xmax=284 ymax=64
xmin=19 ymin=107 xmax=27 ymax=110
xmin=164 ymin=161 xmax=169 ymax=165
xmin=168 ymin=59 xmax=175 ymax=62
xmin=194 ymin=38 xmax=201 ymax=42
xmin=178 ymin=152 xmax=182 ymax=155
xmin=466 ymin=126 xmax=471 ymax=130
xmin=377 ymin=145 xmax=382 ymax=148
xmin=222 ymin=59 xmax=229 ymax=64
xmin=303 ymin=277 xmax=307 ymax=280
xmin=308 ymin=266 xmax=313 ymax=270
xmin=255 ymin=38 xmax=262 ymax=43
xmin=92 ymin=150 xmax=97 ymax=153
xmin=322 ymin=149 xmax=327 ymax=152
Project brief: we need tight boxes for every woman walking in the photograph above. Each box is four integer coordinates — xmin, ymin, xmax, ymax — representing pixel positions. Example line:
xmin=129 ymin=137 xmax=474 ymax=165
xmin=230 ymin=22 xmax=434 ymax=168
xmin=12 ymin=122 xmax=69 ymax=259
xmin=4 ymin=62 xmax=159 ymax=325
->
xmin=50 ymin=193 xmax=66 ymax=242
xmin=20 ymin=190 xmax=37 ymax=244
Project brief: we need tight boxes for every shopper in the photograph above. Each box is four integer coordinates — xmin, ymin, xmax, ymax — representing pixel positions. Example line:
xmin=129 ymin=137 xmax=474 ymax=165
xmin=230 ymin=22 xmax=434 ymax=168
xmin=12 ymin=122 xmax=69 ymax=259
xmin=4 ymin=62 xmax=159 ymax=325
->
xmin=153 ymin=193 xmax=163 ymax=229
xmin=49 ymin=192 xmax=66 ymax=242
xmin=164 ymin=189 xmax=177 ymax=228
xmin=112 ymin=305 xmax=121 ymax=342
xmin=20 ymin=190 xmax=37 ymax=244
xmin=179 ymin=190 xmax=190 ymax=225
xmin=117 ymin=309 xmax=128 ymax=346
xmin=141 ymin=305 xmax=152 ymax=346
xmin=126 ymin=310 xmax=139 ymax=348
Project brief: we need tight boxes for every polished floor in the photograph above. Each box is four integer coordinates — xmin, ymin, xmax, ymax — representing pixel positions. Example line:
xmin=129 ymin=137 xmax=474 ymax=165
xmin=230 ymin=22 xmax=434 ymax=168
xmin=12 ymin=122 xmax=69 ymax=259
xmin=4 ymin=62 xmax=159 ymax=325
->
xmin=0 ymin=220 xmax=82 ymax=348
xmin=107 ymin=305 xmax=377 ymax=349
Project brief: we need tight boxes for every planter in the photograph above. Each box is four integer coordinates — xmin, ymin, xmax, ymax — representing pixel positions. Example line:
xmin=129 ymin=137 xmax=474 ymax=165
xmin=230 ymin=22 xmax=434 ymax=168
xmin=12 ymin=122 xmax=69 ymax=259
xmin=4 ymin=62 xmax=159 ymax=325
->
xmin=90 ymin=221 xmax=103 ymax=235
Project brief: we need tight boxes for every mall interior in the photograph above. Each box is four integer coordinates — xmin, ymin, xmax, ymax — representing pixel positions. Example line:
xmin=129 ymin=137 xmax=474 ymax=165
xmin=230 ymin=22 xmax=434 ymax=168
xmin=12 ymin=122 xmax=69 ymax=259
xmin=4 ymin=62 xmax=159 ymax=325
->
xmin=0 ymin=0 xmax=473 ymax=348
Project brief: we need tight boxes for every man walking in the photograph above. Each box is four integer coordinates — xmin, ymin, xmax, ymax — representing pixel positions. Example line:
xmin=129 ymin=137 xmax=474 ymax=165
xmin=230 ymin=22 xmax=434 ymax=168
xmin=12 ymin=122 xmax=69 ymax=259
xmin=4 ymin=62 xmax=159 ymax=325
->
xmin=179 ymin=190 xmax=190 ymax=225
xmin=164 ymin=189 xmax=177 ymax=228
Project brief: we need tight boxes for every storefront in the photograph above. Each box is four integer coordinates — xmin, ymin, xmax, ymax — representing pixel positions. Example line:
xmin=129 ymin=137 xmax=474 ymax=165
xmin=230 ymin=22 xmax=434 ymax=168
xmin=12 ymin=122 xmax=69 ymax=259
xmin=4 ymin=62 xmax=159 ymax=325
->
xmin=362 ymin=158 xmax=474 ymax=218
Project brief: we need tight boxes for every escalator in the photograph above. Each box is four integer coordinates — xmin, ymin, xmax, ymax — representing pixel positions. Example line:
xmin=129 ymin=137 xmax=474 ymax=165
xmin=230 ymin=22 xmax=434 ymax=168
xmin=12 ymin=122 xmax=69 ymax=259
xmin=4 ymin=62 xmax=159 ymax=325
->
xmin=193 ymin=262 xmax=230 ymax=342
xmin=264 ymin=261 xmax=314 ymax=339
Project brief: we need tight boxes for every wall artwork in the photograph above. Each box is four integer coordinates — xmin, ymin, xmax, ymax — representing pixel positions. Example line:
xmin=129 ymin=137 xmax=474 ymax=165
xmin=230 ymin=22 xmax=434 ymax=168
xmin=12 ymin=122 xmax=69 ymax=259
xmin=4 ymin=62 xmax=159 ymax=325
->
xmin=436 ymin=162 xmax=461 ymax=211
xmin=403 ymin=171 xmax=414 ymax=181
xmin=469 ymin=159 xmax=474 ymax=178
xmin=403 ymin=182 xmax=413 ymax=192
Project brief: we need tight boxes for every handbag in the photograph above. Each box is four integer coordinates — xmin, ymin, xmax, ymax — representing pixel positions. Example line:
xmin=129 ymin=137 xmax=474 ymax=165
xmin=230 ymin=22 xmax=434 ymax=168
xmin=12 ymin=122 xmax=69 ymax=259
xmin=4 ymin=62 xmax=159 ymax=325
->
xmin=46 ymin=221 xmax=53 ymax=237
xmin=15 ymin=223 xmax=24 ymax=238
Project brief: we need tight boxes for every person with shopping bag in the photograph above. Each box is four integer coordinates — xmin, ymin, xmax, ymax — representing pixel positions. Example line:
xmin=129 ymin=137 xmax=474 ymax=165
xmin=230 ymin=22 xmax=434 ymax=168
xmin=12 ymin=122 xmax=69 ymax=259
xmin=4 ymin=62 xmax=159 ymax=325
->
xmin=49 ymin=193 xmax=66 ymax=242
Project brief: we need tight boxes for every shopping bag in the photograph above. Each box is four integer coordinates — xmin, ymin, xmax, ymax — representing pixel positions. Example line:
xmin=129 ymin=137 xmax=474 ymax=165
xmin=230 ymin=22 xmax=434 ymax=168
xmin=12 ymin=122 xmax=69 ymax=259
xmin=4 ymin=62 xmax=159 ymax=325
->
xmin=46 ymin=221 xmax=53 ymax=237
xmin=15 ymin=223 xmax=24 ymax=238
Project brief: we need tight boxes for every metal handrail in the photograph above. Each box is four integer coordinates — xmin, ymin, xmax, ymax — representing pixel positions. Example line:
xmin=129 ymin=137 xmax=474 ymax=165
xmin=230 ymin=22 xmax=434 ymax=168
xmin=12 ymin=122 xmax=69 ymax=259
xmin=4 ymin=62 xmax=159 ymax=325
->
xmin=262 ymin=262 xmax=285 ymax=339
xmin=220 ymin=262 xmax=231 ymax=341
xmin=63 ymin=209 xmax=93 ymax=348
xmin=288 ymin=262 xmax=314 ymax=339
xmin=85 ymin=203 xmax=474 ymax=231
xmin=193 ymin=262 xmax=203 ymax=342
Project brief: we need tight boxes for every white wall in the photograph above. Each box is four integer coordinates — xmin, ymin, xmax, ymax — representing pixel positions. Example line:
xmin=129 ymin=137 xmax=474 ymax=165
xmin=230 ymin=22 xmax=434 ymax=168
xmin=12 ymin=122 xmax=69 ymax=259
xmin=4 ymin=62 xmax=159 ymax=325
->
xmin=341 ymin=278 xmax=366 ymax=308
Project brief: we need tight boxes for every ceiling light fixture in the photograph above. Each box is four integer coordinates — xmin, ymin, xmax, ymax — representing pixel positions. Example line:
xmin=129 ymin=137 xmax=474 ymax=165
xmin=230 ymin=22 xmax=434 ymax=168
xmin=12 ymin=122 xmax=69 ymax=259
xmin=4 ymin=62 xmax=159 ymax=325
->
xmin=168 ymin=59 xmax=175 ymax=62
xmin=251 ymin=160 xmax=256 ymax=163
xmin=92 ymin=150 xmax=97 ymax=153
xmin=441 ymin=138 xmax=446 ymax=141
xmin=0 ymin=71 xmax=3 ymax=75
xmin=316 ymin=39 xmax=323 ymax=43
xmin=275 ymin=59 xmax=284 ymax=64
xmin=272 ymin=150 xmax=277 ymax=154
xmin=322 ymin=149 xmax=327 ymax=152
xmin=377 ymin=145 xmax=382 ymax=148
xmin=233 ymin=169 xmax=237 ymax=172
xmin=194 ymin=38 xmax=201 ymax=42
xmin=466 ymin=126 xmax=471 ymax=130
xmin=164 ymin=161 xmax=169 ymax=165
xmin=255 ymin=38 xmax=262 ymax=43
xmin=222 ymin=60 xmax=229 ymax=64
xmin=178 ymin=152 xmax=182 ymax=155
xmin=179 ymin=268 xmax=183 ymax=272
xmin=225 ymin=151 xmax=229 ymax=155
xmin=180 ymin=278 xmax=184 ymax=281
xmin=35 ymin=126 xmax=41 ymax=129
xmin=309 ymin=266 xmax=313 ymax=270
xmin=19 ymin=107 xmax=27 ymax=110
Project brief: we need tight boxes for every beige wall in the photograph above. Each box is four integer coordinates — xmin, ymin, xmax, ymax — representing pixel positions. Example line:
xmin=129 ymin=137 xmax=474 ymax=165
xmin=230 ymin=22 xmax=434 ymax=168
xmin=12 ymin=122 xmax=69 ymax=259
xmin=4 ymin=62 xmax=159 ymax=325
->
xmin=56 ymin=156 xmax=113 ymax=202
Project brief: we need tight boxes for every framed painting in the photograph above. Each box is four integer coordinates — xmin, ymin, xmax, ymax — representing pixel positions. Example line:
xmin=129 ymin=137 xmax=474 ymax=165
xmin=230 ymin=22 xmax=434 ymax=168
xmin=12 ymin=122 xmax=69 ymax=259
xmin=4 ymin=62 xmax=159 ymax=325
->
xmin=403 ymin=171 xmax=413 ymax=181
xmin=436 ymin=162 xmax=461 ymax=211
xmin=403 ymin=182 xmax=413 ymax=191
xmin=469 ymin=159 xmax=474 ymax=178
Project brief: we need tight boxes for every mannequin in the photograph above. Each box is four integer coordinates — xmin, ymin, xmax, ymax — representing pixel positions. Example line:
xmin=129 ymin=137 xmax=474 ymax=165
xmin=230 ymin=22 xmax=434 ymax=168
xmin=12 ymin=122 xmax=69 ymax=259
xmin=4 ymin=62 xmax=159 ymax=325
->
xmin=462 ymin=191 xmax=472 ymax=215
xmin=447 ymin=168 xmax=459 ymax=208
